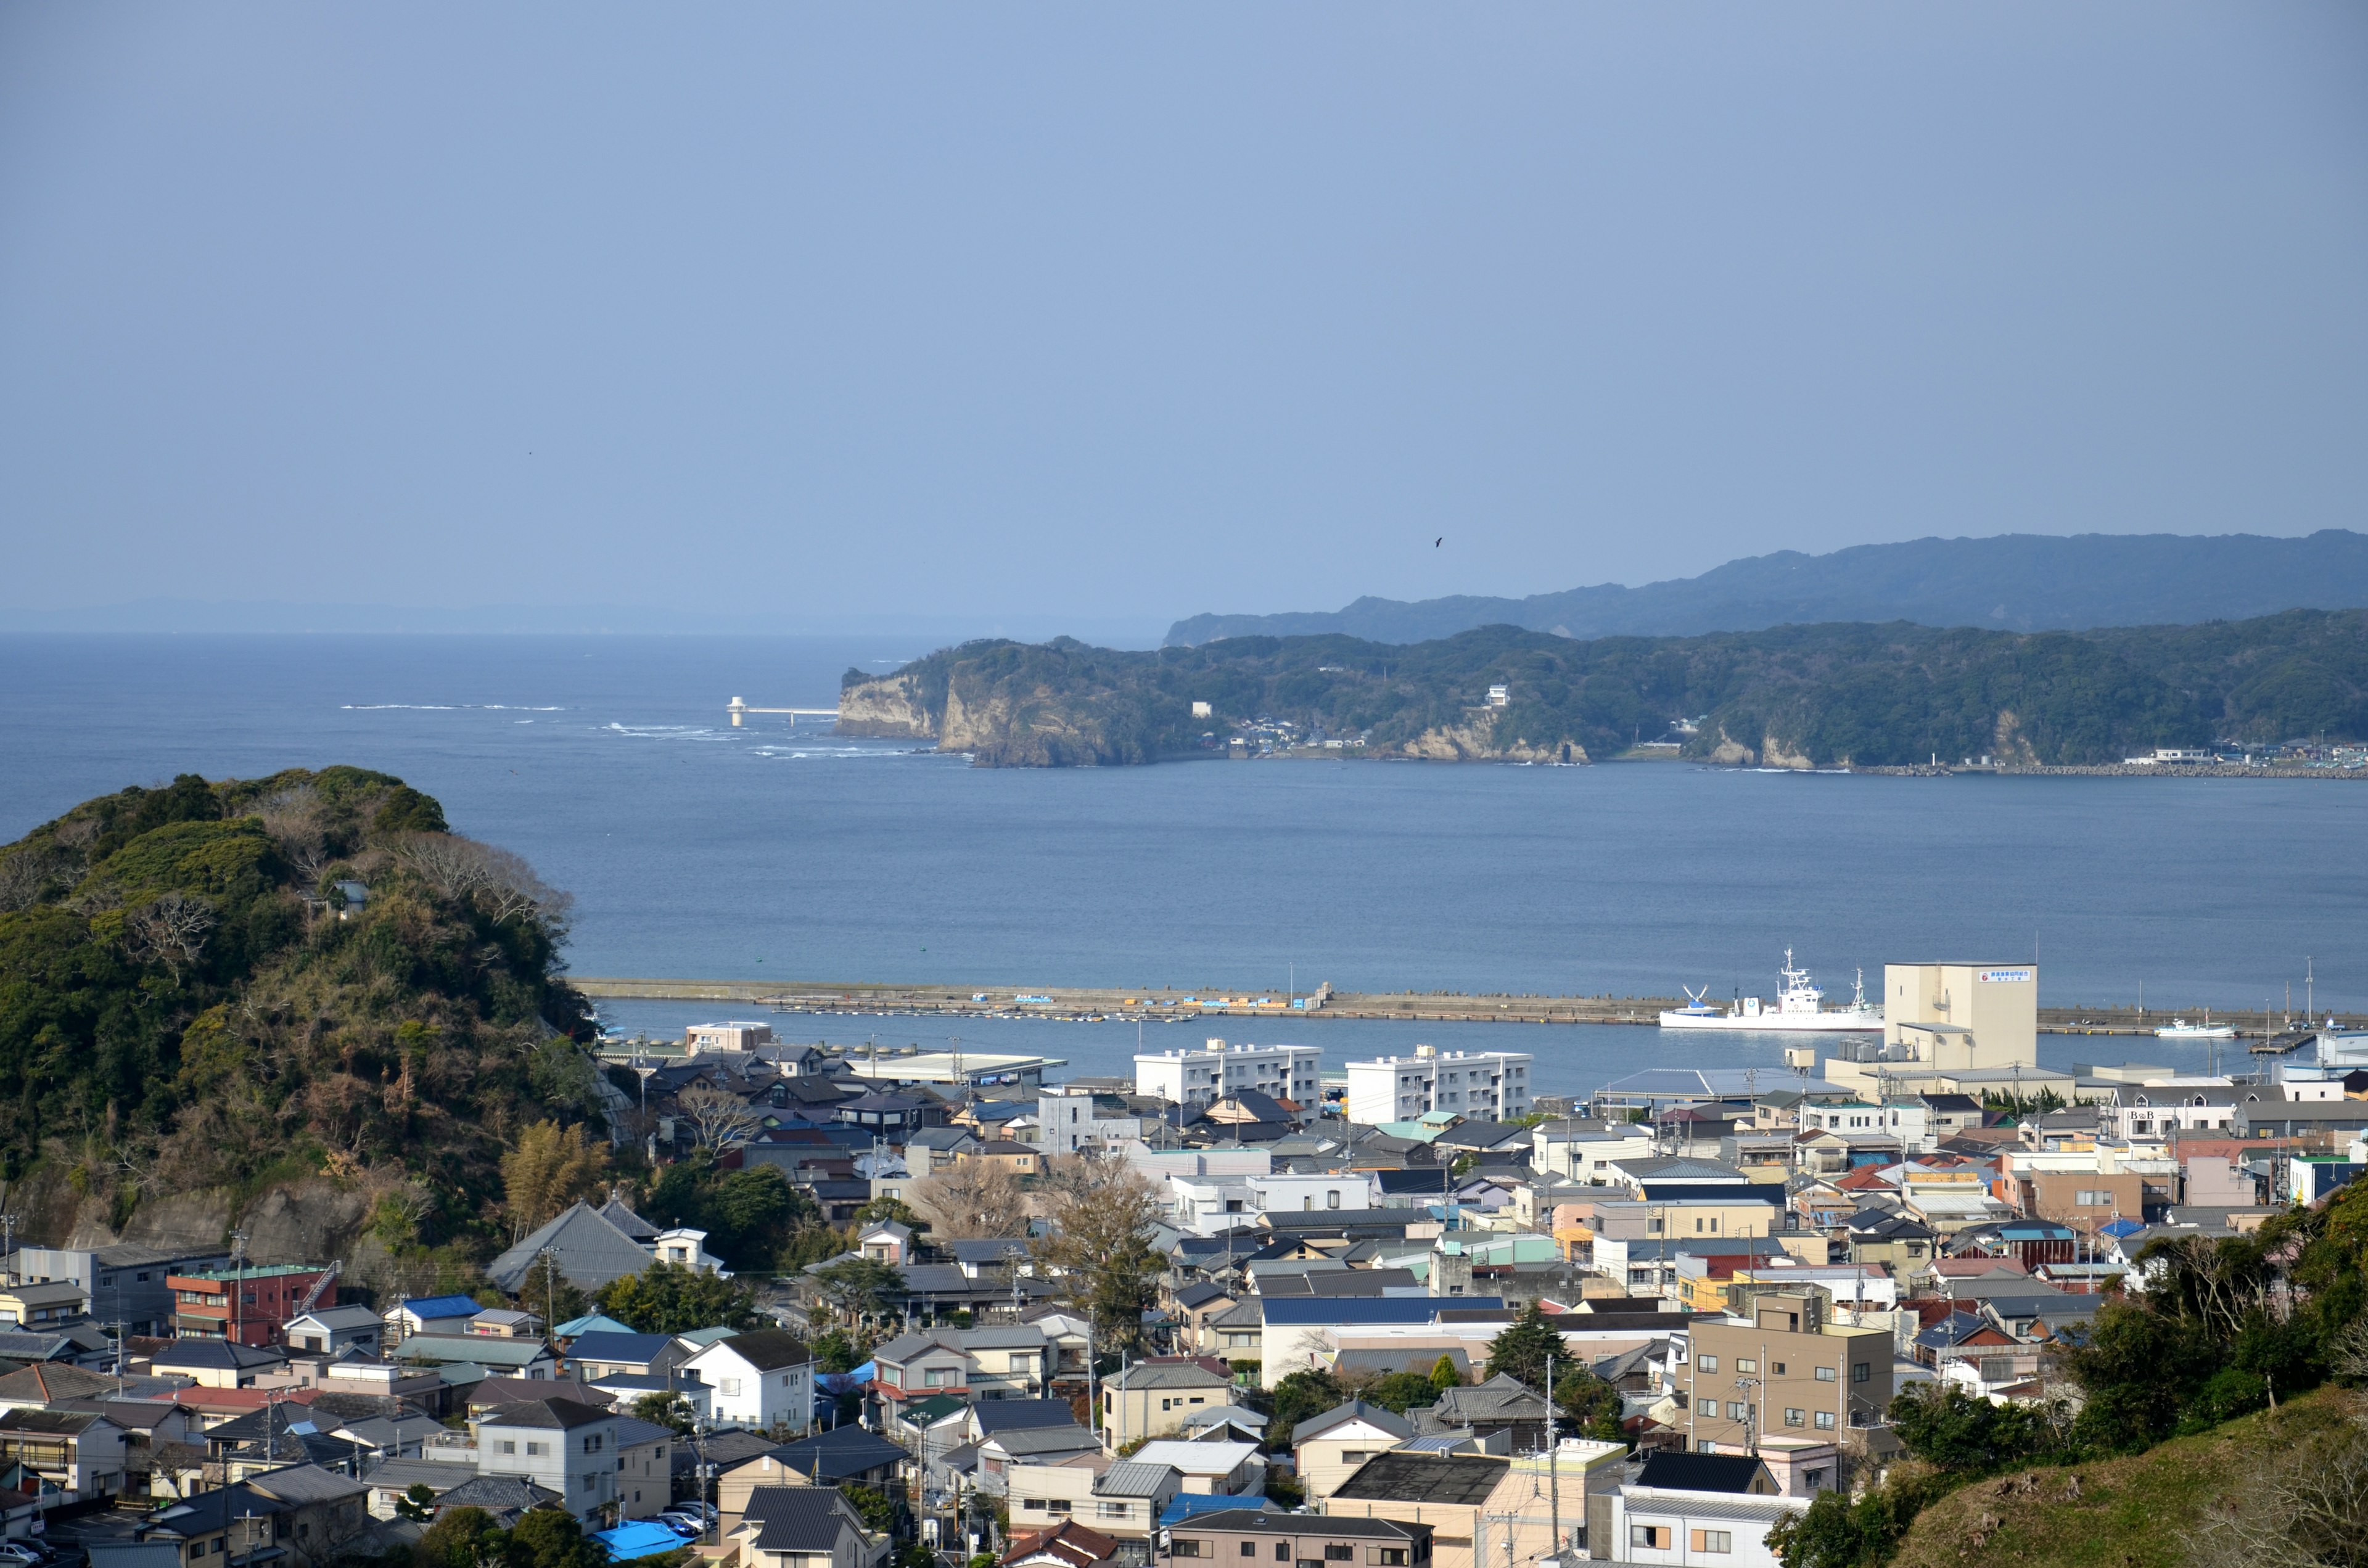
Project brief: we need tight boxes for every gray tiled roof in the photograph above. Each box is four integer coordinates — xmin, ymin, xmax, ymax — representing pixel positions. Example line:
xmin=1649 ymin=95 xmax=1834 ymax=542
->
xmin=744 ymin=1484 xmax=863 ymax=1551
xmin=489 ymin=1202 xmax=659 ymax=1292
xmin=1291 ymin=1399 xmax=1414 ymax=1445
xmin=982 ymin=1423 xmax=1100 ymax=1457
xmin=1108 ymin=1360 xmax=1230 ymax=1390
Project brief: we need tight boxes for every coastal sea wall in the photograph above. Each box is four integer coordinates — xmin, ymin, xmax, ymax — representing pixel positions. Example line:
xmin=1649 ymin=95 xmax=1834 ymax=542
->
xmin=569 ymin=977 xmax=2359 ymax=1035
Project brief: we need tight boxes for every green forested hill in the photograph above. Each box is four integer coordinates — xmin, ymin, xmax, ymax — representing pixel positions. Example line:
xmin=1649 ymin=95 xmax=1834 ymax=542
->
xmin=0 ymin=768 xmax=599 ymax=1237
xmin=841 ymin=609 xmax=2368 ymax=767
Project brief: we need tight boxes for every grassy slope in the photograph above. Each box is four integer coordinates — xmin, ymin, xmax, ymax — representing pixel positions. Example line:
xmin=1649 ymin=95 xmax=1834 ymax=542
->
xmin=1887 ymin=1384 xmax=2361 ymax=1568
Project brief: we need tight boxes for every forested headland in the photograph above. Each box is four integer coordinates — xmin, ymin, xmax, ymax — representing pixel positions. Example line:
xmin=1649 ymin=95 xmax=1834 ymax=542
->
xmin=836 ymin=608 xmax=2368 ymax=768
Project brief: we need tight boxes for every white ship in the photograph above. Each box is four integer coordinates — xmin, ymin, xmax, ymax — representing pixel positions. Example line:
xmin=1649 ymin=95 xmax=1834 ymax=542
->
xmin=2156 ymin=1011 xmax=2236 ymax=1040
xmin=1659 ymin=950 xmax=1885 ymax=1032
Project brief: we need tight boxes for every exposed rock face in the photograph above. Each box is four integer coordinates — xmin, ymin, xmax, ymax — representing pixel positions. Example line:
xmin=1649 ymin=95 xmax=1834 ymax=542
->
xmin=1992 ymin=709 xmax=2040 ymax=766
xmin=837 ymin=674 xmax=938 ymax=739
xmin=1709 ymin=728 xmax=1757 ymax=765
xmin=1761 ymin=734 xmax=1815 ymax=770
xmin=839 ymin=667 xmax=1162 ymax=765
xmin=1400 ymin=711 xmax=1587 ymax=763
xmin=237 ymin=1180 xmax=370 ymax=1266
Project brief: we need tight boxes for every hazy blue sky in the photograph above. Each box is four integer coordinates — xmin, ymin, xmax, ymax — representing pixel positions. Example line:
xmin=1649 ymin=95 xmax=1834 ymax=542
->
xmin=3 ymin=4 xmax=2363 ymax=631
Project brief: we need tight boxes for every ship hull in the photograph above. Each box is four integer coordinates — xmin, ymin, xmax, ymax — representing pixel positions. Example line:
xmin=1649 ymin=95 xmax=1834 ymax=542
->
xmin=1657 ymin=1010 xmax=1884 ymax=1032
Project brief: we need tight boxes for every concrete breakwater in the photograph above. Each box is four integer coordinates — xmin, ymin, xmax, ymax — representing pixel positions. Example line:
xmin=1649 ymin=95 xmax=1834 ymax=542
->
xmin=570 ymin=977 xmax=2354 ymax=1036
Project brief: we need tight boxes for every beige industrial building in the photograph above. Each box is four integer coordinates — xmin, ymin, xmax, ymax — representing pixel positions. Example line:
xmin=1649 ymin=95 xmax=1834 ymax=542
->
xmin=1823 ymin=961 xmax=2068 ymax=1099
xmin=1884 ymin=963 xmax=2037 ymax=1067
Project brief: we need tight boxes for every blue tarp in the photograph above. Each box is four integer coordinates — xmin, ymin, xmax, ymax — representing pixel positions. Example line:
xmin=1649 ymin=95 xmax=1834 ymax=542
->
xmin=592 ymin=1522 xmax=686 ymax=1562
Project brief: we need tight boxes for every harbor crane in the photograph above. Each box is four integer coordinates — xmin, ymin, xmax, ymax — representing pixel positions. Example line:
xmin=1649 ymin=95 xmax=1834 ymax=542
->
xmin=727 ymin=697 xmax=841 ymax=728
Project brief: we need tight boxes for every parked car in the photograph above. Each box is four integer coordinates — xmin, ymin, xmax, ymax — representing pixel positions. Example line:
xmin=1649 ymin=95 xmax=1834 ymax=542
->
xmin=667 ymin=1503 xmax=717 ymax=1524
xmin=0 ymin=1544 xmax=51 ymax=1567
xmin=655 ymin=1516 xmax=705 ymax=1538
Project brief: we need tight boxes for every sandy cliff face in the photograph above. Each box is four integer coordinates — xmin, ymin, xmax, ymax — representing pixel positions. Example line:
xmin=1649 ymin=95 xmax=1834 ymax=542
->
xmin=836 ymin=675 xmax=939 ymax=739
xmin=1400 ymin=711 xmax=1586 ymax=763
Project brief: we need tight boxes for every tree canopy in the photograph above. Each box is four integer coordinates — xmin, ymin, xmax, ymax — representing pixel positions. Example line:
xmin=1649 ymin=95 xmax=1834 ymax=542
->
xmin=595 ymin=1260 xmax=760 ymax=1334
xmin=0 ymin=768 xmax=594 ymax=1252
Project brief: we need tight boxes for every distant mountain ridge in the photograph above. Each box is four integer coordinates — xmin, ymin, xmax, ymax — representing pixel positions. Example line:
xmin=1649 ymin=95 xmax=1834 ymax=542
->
xmin=1164 ymin=530 xmax=2368 ymax=647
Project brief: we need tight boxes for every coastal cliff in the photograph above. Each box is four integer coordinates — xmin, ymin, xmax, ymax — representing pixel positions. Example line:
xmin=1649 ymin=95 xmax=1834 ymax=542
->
xmin=832 ymin=610 xmax=2368 ymax=769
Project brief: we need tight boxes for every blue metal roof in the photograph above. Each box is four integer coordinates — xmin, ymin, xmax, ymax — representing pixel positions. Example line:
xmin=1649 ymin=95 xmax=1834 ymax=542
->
xmin=1161 ymin=1495 xmax=1277 ymax=1527
xmin=400 ymin=1294 xmax=485 ymax=1320
xmin=1256 ymin=1296 xmax=1502 ymax=1326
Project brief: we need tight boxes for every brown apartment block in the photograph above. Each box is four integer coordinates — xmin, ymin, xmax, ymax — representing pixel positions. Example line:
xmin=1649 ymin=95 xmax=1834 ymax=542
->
xmin=2019 ymin=1172 xmax=2145 ymax=1236
xmin=1684 ymin=1292 xmax=1891 ymax=1455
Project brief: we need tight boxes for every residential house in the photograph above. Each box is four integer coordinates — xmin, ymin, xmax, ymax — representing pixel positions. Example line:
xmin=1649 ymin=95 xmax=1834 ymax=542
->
xmin=0 ymin=1409 xmax=128 ymax=1498
xmin=0 ymin=1282 xmax=88 ymax=1331
xmin=1084 ymin=1461 xmax=1183 ymax=1548
xmin=387 ymin=1295 xmax=485 ymax=1339
xmin=762 ymin=1426 xmax=908 ymax=1489
xmin=1841 ymin=1212 xmax=1934 ymax=1279
xmin=395 ymin=1335 xmax=559 ymax=1381
xmin=142 ymin=1465 xmax=371 ymax=1568
xmin=835 ymin=1093 xmax=948 ymax=1139
xmin=469 ymin=1397 xmax=627 ymax=1522
xmin=609 ymin=1414 xmax=673 ymax=1519
xmin=434 ymin=1474 xmax=566 ymax=1525
xmin=1097 ymin=1359 xmax=1234 ymax=1448
xmin=360 ymin=1456 xmax=474 ymax=1520
xmin=904 ymin=1128 xmax=984 ymax=1173
xmin=650 ymin=1229 xmax=731 ymax=1275
xmin=1003 ymin=1518 xmax=1124 ymax=1568
xmin=281 ymin=1306 xmax=384 ymax=1357
xmin=857 ymin=1223 xmax=913 ymax=1266
xmin=1531 ymin=1125 xmax=1656 ymax=1186
xmin=148 ymin=1341 xmax=287 ymax=1390
xmin=978 ymin=1426 xmax=1103 ymax=1496
xmin=1116 ymin=1440 xmax=1262 ymax=1497
xmin=564 ymin=1332 xmax=689 ymax=1383
xmin=488 ymin=1203 xmax=668 ymax=1295
xmin=1606 ymin=1451 xmax=1811 ymax=1568
xmin=1291 ymin=1401 xmax=1414 ymax=1501
xmin=731 ymin=1484 xmax=889 ymax=1568
xmin=963 ymin=1141 xmax=1045 ymax=1176
xmin=1006 ymin=1453 xmax=1114 ymax=1524
xmin=469 ymin=1309 xmax=545 ymax=1339
xmin=681 ymin=1329 xmax=815 ymax=1433
xmin=1416 ymin=1375 xmax=1550 ymax=1451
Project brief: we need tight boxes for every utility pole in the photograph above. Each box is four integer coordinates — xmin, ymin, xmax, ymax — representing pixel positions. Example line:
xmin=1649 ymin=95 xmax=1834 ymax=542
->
xmin=1546 ymin=1354 xmax=1560 ymax=1558
xmin=540 ymin=1248 xmax=561 ymax=1347
xmin=229 ymin=1229 xmax=249 ymax=1345
xmin=0 ymin=1213 xmax=16 ymax=1288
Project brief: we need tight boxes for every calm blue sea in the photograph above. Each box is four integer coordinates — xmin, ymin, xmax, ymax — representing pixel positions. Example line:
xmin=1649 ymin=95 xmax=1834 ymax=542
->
xmin=4 ymin=633 xmax=2361 ymax=1102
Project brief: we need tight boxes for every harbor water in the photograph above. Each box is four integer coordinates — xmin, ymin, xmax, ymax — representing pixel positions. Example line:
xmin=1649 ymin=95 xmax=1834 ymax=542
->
xmin=5 ymin=633 xmax=2362 ymax=1100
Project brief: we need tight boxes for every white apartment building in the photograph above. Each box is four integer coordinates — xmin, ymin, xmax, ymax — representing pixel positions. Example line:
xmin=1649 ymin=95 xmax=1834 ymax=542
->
xmin=1037 ymin=1086 xmax=1143 ymax=1154
xmin=1135 ymin=1038 xmax=1321 ymax=1109
xmin=1170 ymin=1175 xmax=1259 ymax=1236
xmin=1344 ymin=1044 xmax=1532 ymax=1125
xmin=1248 ymin=1172 xmax=1374 ymax=1217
